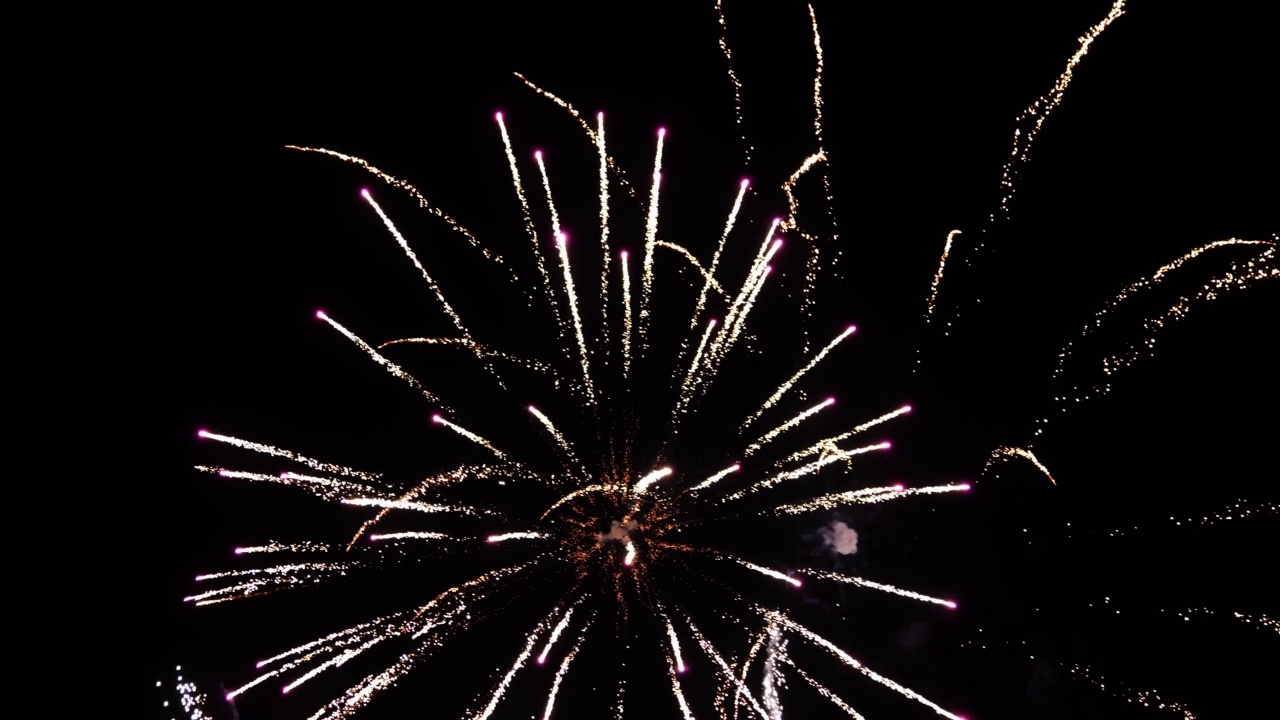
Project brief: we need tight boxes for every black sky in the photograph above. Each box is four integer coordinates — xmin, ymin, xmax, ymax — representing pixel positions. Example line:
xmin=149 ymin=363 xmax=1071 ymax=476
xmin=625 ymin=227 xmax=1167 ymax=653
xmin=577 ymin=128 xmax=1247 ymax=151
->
xmin=30 ymin=1 xmax=1276 ymax=718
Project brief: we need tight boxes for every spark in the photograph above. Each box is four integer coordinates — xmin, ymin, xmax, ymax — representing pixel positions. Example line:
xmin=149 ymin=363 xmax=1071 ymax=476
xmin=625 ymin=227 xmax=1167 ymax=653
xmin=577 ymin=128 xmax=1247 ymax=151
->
xmin=432 ymin=414 xmax=509 ymax=460
xmin=743 ymin=396 xmax=835 ymax=457
xmin=987 ymin=446 xmax=1056 ymax=485
xmin=316 ymin=311 xmax=441 ymax=404
xmin=554 ymin=232 xmax=595 ymax=404
xmin=735 ymin=559 xmax=802 ymax=588
xmin=486 ymin=532 xmax=544 ymax=543
xmin=639 ymin=127 xmax=666 ymax=348
xmin=799 ymin=569 xmax=957 ymax=608
xmin=684 ymin=463 xmax=740 ymax=494
xmin=542 ymin=626 xmax=589 ymax=720
xmin=633 ymin=466 xmax=674 ymax=495
xmin=741 ymin=325 xmax=856 ymax=429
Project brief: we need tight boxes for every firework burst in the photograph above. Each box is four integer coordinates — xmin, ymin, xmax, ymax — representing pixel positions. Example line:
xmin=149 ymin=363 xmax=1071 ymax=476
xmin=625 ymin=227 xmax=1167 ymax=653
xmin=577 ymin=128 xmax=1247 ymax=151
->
xmin=179 ymin=2 xmax=1276 ymax=718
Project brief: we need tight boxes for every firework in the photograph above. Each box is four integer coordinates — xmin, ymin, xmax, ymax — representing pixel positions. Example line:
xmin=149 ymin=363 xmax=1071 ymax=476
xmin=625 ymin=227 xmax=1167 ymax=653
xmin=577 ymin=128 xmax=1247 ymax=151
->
xmin=184 ymin=2 xmax=1275 ymax=718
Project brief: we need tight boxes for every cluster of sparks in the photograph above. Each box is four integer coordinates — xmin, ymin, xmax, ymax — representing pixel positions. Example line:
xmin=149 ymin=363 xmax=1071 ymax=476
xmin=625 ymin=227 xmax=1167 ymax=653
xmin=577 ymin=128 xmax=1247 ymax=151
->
xmin=185 ymin=2 xmax=1277 ymax=719
xmin=156 ymin=666 xmax=215 ymax=720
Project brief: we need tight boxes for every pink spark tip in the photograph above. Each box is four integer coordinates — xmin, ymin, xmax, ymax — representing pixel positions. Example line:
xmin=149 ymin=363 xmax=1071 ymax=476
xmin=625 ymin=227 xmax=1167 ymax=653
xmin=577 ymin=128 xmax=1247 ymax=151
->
xmin=537 ymin=657 xmax=546 ymax=665
xmin=360 ymin=188 xmax=371 ymax=199
xmin=740 ymin=178 xmax=750 ymax=187
xmin=226 ymin=693 xmax=235 ymax=700
xmin=597 ymin=111 xmax=604 ymax=121
xmin=893 ymin=484 xmax=905 ymax=491
xmin=903 ymin=404 xmax=912 ymax=412
xmin=960 ymin=483 xmax=972 ymax=491
xmin=733 ymin=464 xmax=741 ymax=470
xmin=315 ymin=309 xmax=327 ymax=319
xmin=528 ymin=405 xmax=536 ymax=412
xmin=945 ymin=601 xmax=958 ymax=609
xmin=431 ymin=414 xmax=443 ymax=423
xmin=534 ymin=149 xmax=543 ymax=160
xmin=847 ymin=324 xmax=857 ymax=333
xmin=234 ymin=547 xmax=243 ymax=554
xmin=657 ymin=127 xmax=666 ymax=137
xmin=557 ymin=232 xmax=568 ymax=243
xmin=826 ymin=396 xmax=836 ymax=405
xmin=197 ymin=429 xmax=209 ymax=438
xmin=494 ymin=111 xmax=503 ymax=121
xmin=620 ymin=250 xmax=629 ymax=258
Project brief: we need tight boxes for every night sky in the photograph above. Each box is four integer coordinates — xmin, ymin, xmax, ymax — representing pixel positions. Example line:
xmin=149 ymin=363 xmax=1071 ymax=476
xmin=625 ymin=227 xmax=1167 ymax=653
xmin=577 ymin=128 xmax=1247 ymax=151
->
xmin=34 ymin=1 xmax=1276 ymax=718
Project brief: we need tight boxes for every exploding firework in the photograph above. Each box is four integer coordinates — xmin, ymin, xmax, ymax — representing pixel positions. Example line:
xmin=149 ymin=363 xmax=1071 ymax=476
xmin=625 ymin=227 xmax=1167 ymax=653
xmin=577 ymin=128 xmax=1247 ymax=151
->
xmin=176 ymin=2 xmax=1276 ymax=718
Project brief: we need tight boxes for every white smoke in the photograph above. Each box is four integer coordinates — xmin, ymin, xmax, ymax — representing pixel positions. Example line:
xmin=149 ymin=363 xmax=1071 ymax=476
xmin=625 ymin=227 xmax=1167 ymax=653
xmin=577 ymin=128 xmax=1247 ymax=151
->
xmin=819 ymin=520 xmax=859 ymax=555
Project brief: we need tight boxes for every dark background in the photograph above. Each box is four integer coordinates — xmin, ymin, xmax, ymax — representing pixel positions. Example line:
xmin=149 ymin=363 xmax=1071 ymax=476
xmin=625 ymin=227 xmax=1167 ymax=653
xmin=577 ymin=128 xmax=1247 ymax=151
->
xmin=29 ymin=1 xmax=1275 ymax=717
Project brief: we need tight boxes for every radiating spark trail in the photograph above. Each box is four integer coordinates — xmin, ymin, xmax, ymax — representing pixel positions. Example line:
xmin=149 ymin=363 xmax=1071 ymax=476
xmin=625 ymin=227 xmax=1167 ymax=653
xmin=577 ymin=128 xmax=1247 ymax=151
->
xmin=282 ymin=636 xmax=386 ymax=694
xmin=674 ymin=318 xmax=718 ymax=420
xmin=639 ymin=127 xmax=666 ymax=349
xmin=195 ymin=430 xmax=380 ymax=483
xmin=527 ymin=405 xmax=584 ymax=476
xmin=744 ymin=397 xmax=835 ymax=456
xmin=376 ymin=336 xmax=553 ymax=376
xmin=555 ymin=232 xmax=596 ymax=404
xmin=767 ymin=612 xmax=965 ymax=720
xmin=1067 ymin=662 xmax=1196 ymax=719
xmin=537 ymin=604 xmax=578 ymax=665
xmin=742 ymin=325 xmax=855 ymax=428
xmin=486 ymin=532 xmax=545 ymax=543
xmin=316 ymin=311 xmax=441 ymax=404
xmin=235 ymin=541 xmax=329 ymax=555
xmin=714 ymin=0 xmax=751 ymax=164
xmin=543 ymin=628 xmax=589 ymax=720
xmin=668 ymin=654 xmax=696 ymax=720
xmin=799 ymin=569 xmax=956 ymax=608
xmin=726 ymin=442 xmax=891 ymax=502
xmin=496 ymin=111 xmax=562 ymax=329
xmin=665 ymin=617 xmax=686 ymax=673
xmin=623 ymin=539 xmax=637 ymax=566
xmin=597 ymin=111 xmax=611 ymax=346
xmin=285 ymin=146 xmax=510 ymax=273
xmin=471 ymin=615 xmax=553 ymax=720
xmin=735 ymin=559 xmax=802 ymax=587
xmin=634 ymin=466 xmax=674 ymax=495
xmin=774 ymin=404 xmax=910 ymax=467
xmin=762 ymin=624 xmax=786 ymax=720
xmin=773 ymin=483 xmax=969 ymax=515
xmin=368 ymin=531 xmax=448 ymax=542
xmin=685 ymin=463 xmax=740 ymax=494
xmin=432 ymin=414 xmax=508 ymax=460
xmin=780 ymin=656 xmax=865 ymax=719
xmin=534 ymin=151 xmax=562 ymax=237
xmin=196 ymin=466 xmax=373 ymax=502
xmin=987 ymin=446 xmax=1056 ymax=485
xmin=341 ymin=497 xmax=492 ymax=517
xmin=683 ymin=616 xmax=769 ymax=719
xmin=715 ymin=262 xmax=774 ymax=363
xmin=360 ymin=190 xmax=472 ymax=338
xmin=688 ymin=178 xmax=750 ymax=337
xmin=621 ymin=249 xmax=633 ymax=376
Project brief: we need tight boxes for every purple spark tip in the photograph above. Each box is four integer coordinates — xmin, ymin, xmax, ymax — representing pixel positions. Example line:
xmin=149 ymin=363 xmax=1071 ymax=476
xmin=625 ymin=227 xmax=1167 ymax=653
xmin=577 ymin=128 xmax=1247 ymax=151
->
xmin=226 ymin=693 xmax=235 ymax=701
xmin=315 ymin=309 xmax=326 ymax=319
xmin=740 ymin=178 xmax=750 ymax=187
xmin=657 ymin=127 xmax=666 ymax=136
xmin=234 ymin=547 xmax=244 ymax=554
xmin=946 ymin=601 xmax=958 ymax=610
xmin=360 ymin=188 xmax=371 ymax=199
xmin=431 ymin=414 xmax=443 ymax=423
xmin=197 ymin=429 xmax=209 ymax=438
xmin=494 ymin=111 xmax=503 ymax=120
xmin=960 ymin=483 xmax=972 ymax=491
xmin=893 ymin=484 xmax=905 ymax=491
xmin=534 ymin=149 xmax=542 ymax=160
xmin=620 ymin=249 xmax=629 ymax=258
xmin=537 ymin=657 xmax=546 ymax=665
xmin=903 ymin=404 xmax=913 ymax=412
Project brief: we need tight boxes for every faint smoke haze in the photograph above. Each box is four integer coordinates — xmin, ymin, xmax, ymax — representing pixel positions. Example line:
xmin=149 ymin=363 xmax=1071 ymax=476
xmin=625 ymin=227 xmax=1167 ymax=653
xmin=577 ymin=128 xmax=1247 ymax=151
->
xmin=820 ymin=520 xmax=859 ymax=555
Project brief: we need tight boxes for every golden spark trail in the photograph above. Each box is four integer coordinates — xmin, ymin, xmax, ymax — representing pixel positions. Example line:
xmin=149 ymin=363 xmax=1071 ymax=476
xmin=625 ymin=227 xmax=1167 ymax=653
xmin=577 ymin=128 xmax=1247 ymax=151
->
xmin=634 ymin=466 xmax=674 ymax=495
xmin=368 ymin=531 xmax=448 ymax=542
xmin=285 ymin=146 xmax=511 ymax=274
xmin=923 ymin=229 xmax=961 ymax=323
xmin=470 ymin=614 xmax=553 ymax=720
xmin=542 ymin=628 xmax=589 ymax=720
xmin=195 ymin=430 xmax=380 ymax=483
xmin=597 ymin=111 xmax=611 ymax=347
xmin=316 ymin=311 xmax=442 ymax=405
xmin=528 ymin=405 xmax=583 ymax=476
xmin=432 ymin=414 xmax=509 ymax=460
xmin=673 ymin=318 xmax=718 ymax=422
xmin=715 ymin=0 xmax=751 ymax=164
xmin=668 ymin=654 xmax=696 ymax=720
xmin=555 ymin=232 xmax=596 ymax=404
xmin=735 ymin=559 xmax=802 ymax=587
xmin=742 ymin=325 xmax=855 ymax=429
xmin=621 ymin=249 xmax=633 ymax=377
xmin=799 ymin=569 xmax=956 ymax=608
xmin=766 ymin=612 xmax=965 ymax=720
xmin=361 ymin=190 xmax=472 ymax=338
xmin=234 ymin=541 xmax=328 ymax=555
xmin=341 ymin=497 xmax=493 ymax=517
xmin=683 ymin=616 xmax=769 ymax=720
xmin=486 ymin=532 xmax=545 ymax=543
xmin=496 ymin=112 xmax=563 ymax=331
xmin=687 ymin=178 xmax=750 ymax=337
xmin=726 ymin=442 xmax=891 ymax=502
xmin=743 ymin=397 xmax=835 ymax=457
xmin=197 ymin=467 xmax=372 ymax=502
xmin=639 ymin=127 xmax=666 ymax=350
xmin=780 ymin=657 xmax=865 ymax=719
xmin=537 ymin=604 xmax=578 ymax=665
xmin=773 ymin=405 xmax=910 ymax=467
xmin=684 ymin=463 xmax=740 ymax=494
xmin=534 ymin=151 xmax=562 ymax=237
xmin=377 ymin=336 xmax=553 ymax=376
xmin=987 ymin=446 xmax=1056 ymax=485
xmin=772 ymin=483 xmax=969 ymax=515
xmin=656 ymin=240 xmax=729 ymax=297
